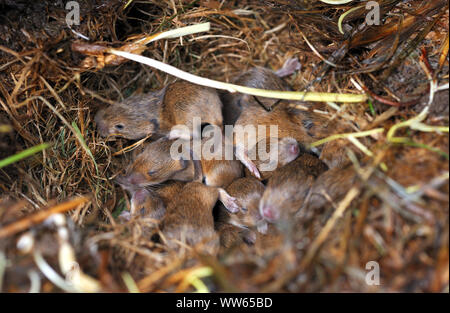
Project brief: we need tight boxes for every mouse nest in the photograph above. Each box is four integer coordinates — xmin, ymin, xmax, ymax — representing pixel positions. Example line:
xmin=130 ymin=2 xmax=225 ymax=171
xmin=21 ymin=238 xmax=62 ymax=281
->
xmin=0 ymin=0 xmax=448 ymax=292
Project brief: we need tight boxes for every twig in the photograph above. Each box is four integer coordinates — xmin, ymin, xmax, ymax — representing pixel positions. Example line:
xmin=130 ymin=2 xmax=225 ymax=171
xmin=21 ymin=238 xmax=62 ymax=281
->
xmin=0 ymin=196 xmax=90 ymax=239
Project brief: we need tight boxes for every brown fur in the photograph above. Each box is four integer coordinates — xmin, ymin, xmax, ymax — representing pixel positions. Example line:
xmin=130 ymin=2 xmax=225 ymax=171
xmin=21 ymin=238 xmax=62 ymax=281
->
xmin=161 ymin=182 xmax=220 ymax=255
xmin=221 ymin=67 xmax=292 ymax=125
xmin=200 ymin=139 xmax=241 ymax=188
xmin=95 ymin=81 xmax=223 ymax=140
xmin=116 ymin=137 xmax=196 ymax=187
xmin=222 ymin=67 xmax=354 ymax=172
xmin=95 ymin=90 xmax=164 ymax=140
xmin=305 ymin=165 xmax=358 ymax=211
xmin=201 ymin=157 xmax=243 ymax=188
xmin=130 ymin=188 xmax=165 ymax=221
xmin=244 ymin=136 xmax=301 ymax=180
xmin=259 ymin=153 xmax=328 ymax=223
xmin=225 ymin=177 xmax=266 ymax=229
xmin=211 ymin=177 xmax=265 ymax=242
xmin=155 ymin=181 xmax=186 ymax=207
xmin=160 ymin=81 xmax=223 ymax=137
xmin=120 ymin=137 xmax=242 ymax=189
xmin=234 ymin=101 xmax=337 ymax=153
xmin=217 ymin=223 xmax=244 ymax=249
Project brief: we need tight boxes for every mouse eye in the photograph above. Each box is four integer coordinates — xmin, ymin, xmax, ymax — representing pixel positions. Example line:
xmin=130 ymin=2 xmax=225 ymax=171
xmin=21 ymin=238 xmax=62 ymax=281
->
xmin=148 ymin=170 xmax=157 ymax=176
xmin=115 ymin=124 xmax=124 ymax=131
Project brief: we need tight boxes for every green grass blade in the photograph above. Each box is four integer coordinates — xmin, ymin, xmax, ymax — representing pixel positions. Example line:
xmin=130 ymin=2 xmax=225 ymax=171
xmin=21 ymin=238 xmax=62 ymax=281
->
xmin=71 ymin=121 xmax=99 ymax=175
xmin=0 ymin=143 xmax=50 ymax=169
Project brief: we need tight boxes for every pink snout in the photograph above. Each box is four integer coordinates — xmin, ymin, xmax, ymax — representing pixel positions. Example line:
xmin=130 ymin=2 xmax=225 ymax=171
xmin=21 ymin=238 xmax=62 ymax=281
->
xmin=260 ymin=205 xmax=278 ymax=222
xmin=115 ymin=173 xmax=147 ymax=188
xmin=97 ymin=124 xmax=108 ymax=137
xmin=289 ymin=142 xmax=299 ymax=156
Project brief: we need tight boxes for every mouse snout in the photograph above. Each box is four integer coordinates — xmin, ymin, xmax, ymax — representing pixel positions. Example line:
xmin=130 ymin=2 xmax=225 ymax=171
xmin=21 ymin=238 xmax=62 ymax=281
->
xmin=289 ymin=142 xmax=299 ymax=156
xmin=260 ymin=205 xmax=278 ymax=222
xmin=116 ymin=172 xmax=147 ymax=188
xmin=280 ymin=137 xmax=300 ymax=160
xmin=94 ymin=112 xmax=109 ymax=136
xmin=128 ymin=172 xmax=147 ymax=186
xmin=97 ymin=122 xmax=109 ymax=137
xmin=115 ymin=175 xmax=132 ymax=188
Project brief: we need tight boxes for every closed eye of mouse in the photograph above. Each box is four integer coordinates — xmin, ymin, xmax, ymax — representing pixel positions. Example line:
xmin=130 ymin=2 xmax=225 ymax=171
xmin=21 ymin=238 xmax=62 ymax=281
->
xmin=118 ymin=138 xmax=197 ymax=187
xmin=148 ymin=170 xmax=157 ymax=176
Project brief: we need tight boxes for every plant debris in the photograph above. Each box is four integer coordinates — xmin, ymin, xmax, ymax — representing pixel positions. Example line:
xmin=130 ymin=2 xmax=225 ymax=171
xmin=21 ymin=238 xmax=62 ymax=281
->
xmin=0 ymin=0 xmax=448 ymax=292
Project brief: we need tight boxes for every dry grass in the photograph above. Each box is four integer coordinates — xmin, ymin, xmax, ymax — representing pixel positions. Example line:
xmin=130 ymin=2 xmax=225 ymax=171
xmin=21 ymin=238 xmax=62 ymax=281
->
xmin=0 ymin=0 xmax=448 ymax=292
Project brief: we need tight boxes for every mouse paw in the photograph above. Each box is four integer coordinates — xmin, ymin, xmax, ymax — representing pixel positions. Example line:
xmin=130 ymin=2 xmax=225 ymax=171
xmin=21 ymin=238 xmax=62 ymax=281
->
xmin=245 ymin=160 xmax=261 ymax=180
xmin=236 ymin=149 xmax=261 ymax=179
xmin=242 ymin=230 xmax=257 ymax=245
xmin=256 ymin=220 xmax=268 ymax=234
xmin=218 ymin=189 xmax=240 ymax=213
xmin=275 ymin=57 xmax=301 ymax=77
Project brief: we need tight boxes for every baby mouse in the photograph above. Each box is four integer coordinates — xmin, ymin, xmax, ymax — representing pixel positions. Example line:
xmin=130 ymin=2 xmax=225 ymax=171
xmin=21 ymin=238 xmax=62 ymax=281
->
xmin=216 ymin=223 xmax=249 ymax=251
xmin=95 ymin=89 xmax=165 ymax=140
xmin=233 ymin=101 xmax=334 ymax=178
xmin=224 ymin=177 xmax=267 ymax=235
xmin=259 ymin=153 xmax=328 ymax=224
xmin=244 ymin=136 xmax=300 ymax=181
xmin=304 ymin=165 xmax=358 ymax=211
xmin=117 ymin=180 xmax=186 ymax=223
xmin=161 ymin=81 xmax=223 ymax=140
xmin=116 ymin=137 xmax=198 ymax=186
xmin=221 ymin=58 xmax=300 ymax=125
xmin=118 ymin=137 xmax=242 ymax=188
xmin=116 ymin=137 xmax=241 ymax=213
xmin=95 ymin=81 xmax=223 ymax=140
xmin=130 ymin=188 xmax=165 ymax=221
xmin=161 ymin=182 xmax=221 ymax=255
xmin=138 ymin=181 xmax=188 ymax=217
xmin=115 ymin=176 xmax=166 ymax=221
xmin=214 ymin=205 xmax=256 ymax=251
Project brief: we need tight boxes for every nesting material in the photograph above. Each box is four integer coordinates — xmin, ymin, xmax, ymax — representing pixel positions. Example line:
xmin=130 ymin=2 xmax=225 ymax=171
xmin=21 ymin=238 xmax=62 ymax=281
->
xmin=0 ymin=0 xmax=448 ymax=293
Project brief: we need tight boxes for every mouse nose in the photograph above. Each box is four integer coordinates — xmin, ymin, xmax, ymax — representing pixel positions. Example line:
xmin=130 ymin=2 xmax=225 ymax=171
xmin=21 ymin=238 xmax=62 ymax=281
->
xmin=128 ymin=172 xmax=148 ymax=186
xmin=94 ymin=111 xmax=108 ymax=136
xmin=96 ymin=121 xmax=108 ymax=137
xmin=289 ymin=142 xmax=299 ymax=156
xmin=261 ymin=206 xmax=276 ymax=221
xmin=115 ymin=175 xmax=132 ymax=188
